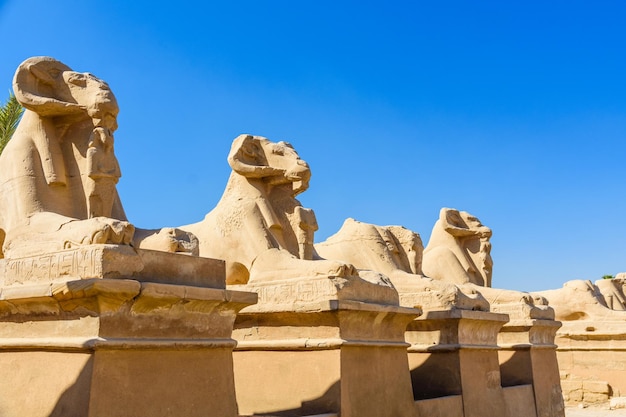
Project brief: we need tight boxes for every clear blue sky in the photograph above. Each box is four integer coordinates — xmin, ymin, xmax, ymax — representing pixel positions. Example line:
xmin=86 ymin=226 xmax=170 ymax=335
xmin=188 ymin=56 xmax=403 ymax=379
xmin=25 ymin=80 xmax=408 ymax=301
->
xmin=1 ymin=1 xmax=624 ymax=292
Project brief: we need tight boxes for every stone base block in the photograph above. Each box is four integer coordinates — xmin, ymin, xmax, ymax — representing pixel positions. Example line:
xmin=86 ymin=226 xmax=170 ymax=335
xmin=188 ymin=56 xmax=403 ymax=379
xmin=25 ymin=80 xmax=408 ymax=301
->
xmin=234 ymin=350 xmax=341 ymax=416
xmin=0 ymin=351 xmax=92 ymax=417
xmin=503 ymin=384 xmax=537 ymax=417
xmin=0 ymin=244 xmax=225 ymax=288
xmin=560 ymin=373 xmax=612 ymax=405
xmin=230 ymin=273 xmax=399 ymax=312
xmin=89 ymin=348 xmax=238 ymax=417
xmin=0 ymin=347 xmax=239 ymax=417
xmin=489 ymin=302 xmax=555 ymax=321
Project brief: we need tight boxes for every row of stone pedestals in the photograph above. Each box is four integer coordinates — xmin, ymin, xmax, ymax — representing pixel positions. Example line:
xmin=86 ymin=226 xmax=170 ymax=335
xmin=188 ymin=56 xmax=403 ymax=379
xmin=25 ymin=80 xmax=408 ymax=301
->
xmin=231 ymin=308 xmax=563 ymax=417
xmin=0 ymin=246 xmax=564 ymax=417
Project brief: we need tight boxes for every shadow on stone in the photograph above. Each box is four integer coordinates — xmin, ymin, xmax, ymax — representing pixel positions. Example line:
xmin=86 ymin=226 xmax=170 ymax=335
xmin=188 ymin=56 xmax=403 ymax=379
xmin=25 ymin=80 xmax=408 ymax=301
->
xmin=410 ymin=351 xmax=462 ymax=400
xmin=499 ymin=350 xmax=533 ymax=387
xmin=48 ymin=356 xmax=93 ymax=417
xmin=249 ymin=381 xmax=340 ymax=417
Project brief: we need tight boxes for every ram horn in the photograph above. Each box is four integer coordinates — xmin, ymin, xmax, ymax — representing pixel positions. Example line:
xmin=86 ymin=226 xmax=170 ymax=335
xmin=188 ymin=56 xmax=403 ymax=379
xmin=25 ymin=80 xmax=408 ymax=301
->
xmin=12 ymin=57 xmax=75 ymax=185
xmin=227 ymin=134 xmax=284 ymax=178
xmin=13 ymin=56 xmax=84 ymax=116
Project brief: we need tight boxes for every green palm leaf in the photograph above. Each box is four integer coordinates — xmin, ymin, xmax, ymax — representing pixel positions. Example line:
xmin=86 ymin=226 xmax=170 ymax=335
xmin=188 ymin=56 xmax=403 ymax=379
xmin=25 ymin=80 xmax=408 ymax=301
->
xmin=0 ymin=92 xmax=24 ymax=155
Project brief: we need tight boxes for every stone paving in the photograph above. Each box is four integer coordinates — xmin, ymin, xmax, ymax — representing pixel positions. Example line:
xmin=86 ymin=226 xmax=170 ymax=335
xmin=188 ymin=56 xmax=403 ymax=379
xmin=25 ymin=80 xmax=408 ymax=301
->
xmin=566 ymin=406 xmax=626 ymax=417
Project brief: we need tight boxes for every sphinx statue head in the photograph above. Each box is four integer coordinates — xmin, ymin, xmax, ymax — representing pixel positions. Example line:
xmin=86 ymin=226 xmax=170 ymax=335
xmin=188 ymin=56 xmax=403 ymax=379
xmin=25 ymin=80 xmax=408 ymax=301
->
xmin=12 ymin=56 xmax=120 ymax=191
xmin=227 ymin=134 xmax=312 ymax=197
xmin=422 ymin=208 xmax=493 ymax=286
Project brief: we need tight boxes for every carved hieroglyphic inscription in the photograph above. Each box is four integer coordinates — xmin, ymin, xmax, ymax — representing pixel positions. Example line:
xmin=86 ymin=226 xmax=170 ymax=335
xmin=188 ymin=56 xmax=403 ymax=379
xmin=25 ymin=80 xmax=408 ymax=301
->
xmin=0 ymin=245 xmax=142 ymax=286
xmin=244 ymin=276 xmax=339 ymax=306
xmin=4 ymin=248 xmax=101 ymax=285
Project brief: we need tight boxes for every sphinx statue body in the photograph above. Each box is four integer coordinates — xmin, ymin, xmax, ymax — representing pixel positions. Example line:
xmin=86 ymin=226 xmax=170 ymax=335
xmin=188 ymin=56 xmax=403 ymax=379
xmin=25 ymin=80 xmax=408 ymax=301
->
xmin=421 ymin=208 xmax=550 ymax=316
xmin=534 ymin=278 xmax=626 ymax=321
xmin=0 ymin=56 xmax=194 ymax=261
xmin=315 ymin=218 xmax=489 ymax=310
xmin=316 ymin=209 xmax=551 ymax=317
xmin=181 ymin=134 xmax=393 ymax=292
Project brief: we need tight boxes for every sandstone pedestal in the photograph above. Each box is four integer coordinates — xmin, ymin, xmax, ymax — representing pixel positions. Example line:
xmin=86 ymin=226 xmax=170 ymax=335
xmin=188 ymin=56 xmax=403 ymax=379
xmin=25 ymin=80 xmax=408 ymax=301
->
xmin=230 ymin=275 xmax=419 ymax=417
xmin=0 ymin=245 xmax=257 ymax=417
xmin=498 ymin=313 xmax=565 ymax=417
xmin=406 ymin=309 xmax=516 ymax=417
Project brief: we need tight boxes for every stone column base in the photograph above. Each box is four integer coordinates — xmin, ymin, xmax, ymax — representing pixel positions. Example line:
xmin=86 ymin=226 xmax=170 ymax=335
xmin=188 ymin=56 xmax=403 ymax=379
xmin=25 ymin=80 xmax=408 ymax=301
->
xmin=406 ymin=309 xmax=512 ymax=417
xmin=498 ymin=318 xmax=565 ymax=417
xmin=232 ymin=299 xmax=419 ymax=417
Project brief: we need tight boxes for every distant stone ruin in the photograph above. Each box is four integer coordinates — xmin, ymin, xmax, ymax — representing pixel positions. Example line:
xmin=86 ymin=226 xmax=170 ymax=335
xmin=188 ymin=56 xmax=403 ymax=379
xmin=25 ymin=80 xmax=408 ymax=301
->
xmin=535 ymin=277 xmax=626 ymax=406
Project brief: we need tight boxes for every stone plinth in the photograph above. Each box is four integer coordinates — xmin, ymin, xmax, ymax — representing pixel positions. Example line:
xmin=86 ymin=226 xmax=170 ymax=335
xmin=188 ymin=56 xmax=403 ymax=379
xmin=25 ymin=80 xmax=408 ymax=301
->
xmin=0 ymin=244 xmax=225 ymax=288
xmin=488 ymin=301 xmax=555 ymax=322
xmin=0 ymin=246 xmax=257 ymax=417
xmin=230 ymin=275 xmax=419 ymax=417
xmin=498 ymin=318 xmax=565 ymax=417
xmin=406 ymin=309 xmax=512 ymax=417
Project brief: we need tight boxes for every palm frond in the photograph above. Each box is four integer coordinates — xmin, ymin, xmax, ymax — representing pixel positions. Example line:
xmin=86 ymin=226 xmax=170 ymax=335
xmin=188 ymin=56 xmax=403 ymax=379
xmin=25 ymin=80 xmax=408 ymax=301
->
xmin=0 ymin=92 xmax=24 ymax=155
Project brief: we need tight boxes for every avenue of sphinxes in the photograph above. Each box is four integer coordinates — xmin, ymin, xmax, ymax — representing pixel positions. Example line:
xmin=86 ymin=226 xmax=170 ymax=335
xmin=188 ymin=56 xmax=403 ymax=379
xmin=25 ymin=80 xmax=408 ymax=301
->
xmin=0 ymin=56 xmax=620 ymax=417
